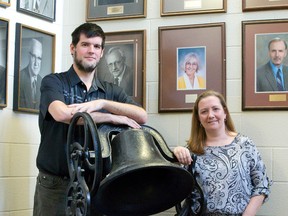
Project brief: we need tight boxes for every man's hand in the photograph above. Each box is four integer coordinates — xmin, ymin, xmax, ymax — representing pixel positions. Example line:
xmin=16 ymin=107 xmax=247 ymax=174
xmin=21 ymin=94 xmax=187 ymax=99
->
xmin=68 ymin=100 xmax=104 ymax=114
xmin=69 ymin=99 xmax=147 ymax=125
xmin=109 ymin=115 xmax=141 ymax=129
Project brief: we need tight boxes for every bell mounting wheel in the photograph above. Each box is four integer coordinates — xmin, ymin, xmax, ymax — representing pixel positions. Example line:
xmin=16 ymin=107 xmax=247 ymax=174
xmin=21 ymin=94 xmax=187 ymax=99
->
xmin=66 ymin=112 xmax=103 ymax=216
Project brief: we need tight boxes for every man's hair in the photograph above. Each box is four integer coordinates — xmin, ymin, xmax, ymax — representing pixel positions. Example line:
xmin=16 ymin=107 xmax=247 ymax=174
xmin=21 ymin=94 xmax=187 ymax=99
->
xmin=105 ymin=46 xmax=126 ymax=61
xmin=29 ymin=38 xmax=42 ymax=52
xmin=268 ymin=37 xmax=288 ymax=50
xmin=71 ymin=23 xmax=106 ymax=48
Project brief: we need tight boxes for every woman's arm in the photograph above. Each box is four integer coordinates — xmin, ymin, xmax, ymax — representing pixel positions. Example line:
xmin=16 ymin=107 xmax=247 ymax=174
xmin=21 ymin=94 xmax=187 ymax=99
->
xmin=173 ymin=146 xmax=192 ymax=165
xmin=242 ymin=195 xmax=265 ymax=216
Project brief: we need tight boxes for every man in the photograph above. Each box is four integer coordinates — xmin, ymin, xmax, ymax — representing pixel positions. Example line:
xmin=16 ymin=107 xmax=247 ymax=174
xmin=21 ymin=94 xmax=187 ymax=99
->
xmin=20 ymin=38 xmax=43 ymax=109
xmin=0 ymin=65 xmax=6 ymax=104
xmin=256 ymin=37 xmax=288 ymax=92
xmin=33 ymin=23 xmax=147 ymax=216
xmin=102 ymin=46 xmax=134 ymax=96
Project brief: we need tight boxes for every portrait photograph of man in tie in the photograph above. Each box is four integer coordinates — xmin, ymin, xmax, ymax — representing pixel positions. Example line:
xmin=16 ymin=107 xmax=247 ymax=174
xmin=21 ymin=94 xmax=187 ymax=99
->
xmin=91 ymin=30 xmax=145 ymax=106
xmin=13 ymin=24 xmax=54 ymax=113
xmin=19 ymin=38 xmax=43 ymax=110
xmin=97 ymin=44 xmax=134 ymax=96
xmin=255 ymin=34 xmax=288 ymax=93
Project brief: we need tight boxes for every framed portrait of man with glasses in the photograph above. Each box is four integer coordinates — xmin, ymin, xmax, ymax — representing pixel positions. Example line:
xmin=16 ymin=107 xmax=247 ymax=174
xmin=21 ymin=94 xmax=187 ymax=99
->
xmin=13 ymin=23 xmax=55 ymax=113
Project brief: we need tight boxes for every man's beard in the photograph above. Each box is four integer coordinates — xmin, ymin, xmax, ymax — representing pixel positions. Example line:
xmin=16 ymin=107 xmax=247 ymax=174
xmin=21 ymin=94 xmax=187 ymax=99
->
xmin=74 ymin=52 xmax=98 ymax=73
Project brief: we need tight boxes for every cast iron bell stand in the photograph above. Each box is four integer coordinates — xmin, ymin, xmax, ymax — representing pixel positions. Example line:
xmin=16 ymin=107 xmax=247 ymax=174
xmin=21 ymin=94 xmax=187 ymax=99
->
xmin=65 ymin=112 xmax=205 ymax=216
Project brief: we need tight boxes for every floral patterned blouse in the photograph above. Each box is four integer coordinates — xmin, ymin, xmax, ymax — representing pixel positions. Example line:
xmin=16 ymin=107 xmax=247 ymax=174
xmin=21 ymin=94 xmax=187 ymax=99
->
xmin=194 ymin=133 xmax=272 ymax=215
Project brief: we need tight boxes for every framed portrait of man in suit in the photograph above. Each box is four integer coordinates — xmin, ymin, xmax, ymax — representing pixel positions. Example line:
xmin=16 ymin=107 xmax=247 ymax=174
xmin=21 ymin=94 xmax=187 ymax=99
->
xmin=0 ymin=18 xmax=9 ymax=108
xmin=96 ymin=30 xmax=146 ymax=107
xmin=13 ymin=23 xmax=55 ymax=113
xmin=17 ymin=0 xmax=56 ymax=22
xmin=242 ymin=19 xmax=288 ymax=110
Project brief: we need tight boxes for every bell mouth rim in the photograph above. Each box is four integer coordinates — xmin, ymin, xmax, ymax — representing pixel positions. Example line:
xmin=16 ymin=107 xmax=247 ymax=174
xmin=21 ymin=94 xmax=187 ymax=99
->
xmin=95 ymin=164 xmax=194 ymax=215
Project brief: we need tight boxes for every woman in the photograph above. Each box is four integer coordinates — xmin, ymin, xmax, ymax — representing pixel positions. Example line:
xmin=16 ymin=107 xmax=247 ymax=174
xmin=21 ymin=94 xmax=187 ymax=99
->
xmin=173 ymin=90 xmax=271 ymax=216
xmin=177 ymin=52 xmax=206 ymax=90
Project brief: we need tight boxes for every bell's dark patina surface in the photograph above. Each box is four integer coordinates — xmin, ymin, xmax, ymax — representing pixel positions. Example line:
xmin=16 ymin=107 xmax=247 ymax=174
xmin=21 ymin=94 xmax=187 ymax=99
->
xmin=66 ymin=112 xmax=205 ymax=216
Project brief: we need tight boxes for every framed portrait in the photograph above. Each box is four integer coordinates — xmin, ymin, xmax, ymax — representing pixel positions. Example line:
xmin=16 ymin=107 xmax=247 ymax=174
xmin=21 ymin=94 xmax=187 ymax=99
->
xmin=13 ymin=23 xmax=55 ymax=113
xmin=0 ymin=18 xmax=9 ymax=108
xmin=160 ymin=0 xmax=226 ymax=17
xmin=0 ymin=0 xmax=10 ymax=7
xmin=16 ymin=0 xmax=56 ymax=22
xmin=242 ymin=0 xmax=288 ymax=11
xmin=96 ymin=30 xmax=146 ymax=107
xmin=159 ymin=23 xmax=226 ymax=112
xmin=86 ymin=0 xmax=146 ymax=21
xmin=242 ymin=19 xmax=288 ymax=110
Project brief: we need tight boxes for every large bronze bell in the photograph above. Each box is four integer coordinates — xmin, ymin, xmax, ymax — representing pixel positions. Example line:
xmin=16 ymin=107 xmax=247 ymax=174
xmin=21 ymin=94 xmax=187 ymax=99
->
xmin=93 ymin=128 xmax=194 ymax=216
xmin=66 ymin=113 xmax=204 ymax=216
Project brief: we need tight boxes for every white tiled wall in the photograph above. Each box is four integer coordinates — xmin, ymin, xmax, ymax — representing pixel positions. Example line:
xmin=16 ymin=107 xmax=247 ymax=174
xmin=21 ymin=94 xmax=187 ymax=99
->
xmin=0 ymin=0 xmax=287 ymax=215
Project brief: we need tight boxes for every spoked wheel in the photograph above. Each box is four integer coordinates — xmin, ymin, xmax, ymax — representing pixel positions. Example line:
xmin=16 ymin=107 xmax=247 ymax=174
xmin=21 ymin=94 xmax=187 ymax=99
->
xmin=66 ymin=112 xmax=103 ymax=216
xmin=66 ymin=181 xmax=90 ymax=216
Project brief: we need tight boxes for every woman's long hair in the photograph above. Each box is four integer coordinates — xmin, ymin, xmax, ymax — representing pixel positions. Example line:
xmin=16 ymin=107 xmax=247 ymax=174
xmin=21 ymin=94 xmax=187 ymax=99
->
xmin=187 ymin=90 xmax=236 ymax=154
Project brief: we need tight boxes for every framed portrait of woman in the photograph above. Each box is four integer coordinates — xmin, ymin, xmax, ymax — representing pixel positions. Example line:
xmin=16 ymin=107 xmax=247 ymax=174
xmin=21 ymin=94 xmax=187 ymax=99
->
xmin=176 ymin=47 xmax=207 ymax=91
xmin=159 ymin=23 xmax=226 ymax=112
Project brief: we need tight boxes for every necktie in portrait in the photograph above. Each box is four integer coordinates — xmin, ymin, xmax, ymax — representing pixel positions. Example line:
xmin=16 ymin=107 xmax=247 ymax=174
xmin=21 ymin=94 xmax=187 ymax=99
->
xmin=32 ymin=78 xmax=37 ymax=101
xmin=114 ymin=77 xmax=119 ymax=86
xmin=276 ymin=69 xmax=285 ymax=91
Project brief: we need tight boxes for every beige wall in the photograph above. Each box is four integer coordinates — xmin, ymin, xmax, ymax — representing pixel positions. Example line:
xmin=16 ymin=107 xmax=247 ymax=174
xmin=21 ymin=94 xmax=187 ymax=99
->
xmin=0 ymin=0 xmax=287 ymax=215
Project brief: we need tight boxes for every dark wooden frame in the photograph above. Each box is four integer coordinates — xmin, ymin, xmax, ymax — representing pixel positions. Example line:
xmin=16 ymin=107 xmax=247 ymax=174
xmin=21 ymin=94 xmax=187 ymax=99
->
xmin=0 ymin=18 xmax=9 ymax=108
xmin=158 ymin=23 xmax=226 ymax=112
xmin=242 ymin=0 xmax=288 ymax=11
xmin=13 ymin=23 xmax=55 ymax=113
xmin=160 ymin=0 xmax=226 ymax=17
xmin=97 ymin=30 xmax=146 ymax=107
xmin=0 ymin=0 xmax=10 ymax=7
xmin=86 ymin=0 xmax=146 ymax=21
xmin=16 ymin=0 xmax=56 ymax=22
xmin=242 ymin=19 xmax=288 ymax=110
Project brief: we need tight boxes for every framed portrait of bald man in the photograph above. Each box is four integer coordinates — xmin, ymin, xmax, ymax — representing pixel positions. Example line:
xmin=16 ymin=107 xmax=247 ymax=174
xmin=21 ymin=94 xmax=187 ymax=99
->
xmin=13 ymin=23 xmax=55 ymax=113
xmin=0 ymin=18 xmax=9 ymax=108
xmin=17 ymin=0 xmax=56 ymax=22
